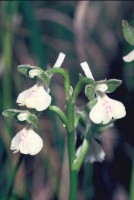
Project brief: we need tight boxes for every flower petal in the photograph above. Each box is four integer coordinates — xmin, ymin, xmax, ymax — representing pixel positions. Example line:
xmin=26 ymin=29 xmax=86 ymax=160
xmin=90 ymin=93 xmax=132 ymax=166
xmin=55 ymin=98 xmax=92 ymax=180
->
xmin=22 ymin=128 xmax=43 ymax=155
xmin=10 ymin=130 xmax=21 ymax=153
xmin=96 ymin=83 xmax=108 ymax=93
xmin=89 ymin=99 xmax=105 ymax=124
xmin=80 ymin=62 xmax=94 ymax=80
xmin=34 ymin=85 xmax=52 ymax=111
xmin=17 ymin=112 xmax=29 ymax=121
xmin=85 ymin=139 xmax=105 ymax=163
xmin=89 ymin=95 xmax=114 ymax=124
xmin=29 ymin=69 xmax=41 ymax=78
xmin=16 ymin=88 xmax=30 ymax=106
xmin=53 ymin=52 xmax=65 ymax=68
xmin=123 ymin=50 xmax=134 ymax=62
xmin=109 ymin=98 xmax=126 ymax=119
xmin=10 ymin=128 xmax=43 ymax=155
xmin=25 ymin=94 xmax=37 ymax=109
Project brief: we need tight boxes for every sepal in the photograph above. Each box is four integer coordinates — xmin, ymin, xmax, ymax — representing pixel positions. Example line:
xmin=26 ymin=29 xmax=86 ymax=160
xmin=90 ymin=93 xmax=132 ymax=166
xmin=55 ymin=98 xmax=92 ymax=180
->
xmin=96 ymin=79 xmax=122 ymax=93
xmin=85 ymin=84 xmax=95 ymax=101
xmin=18 ymin=64 xmax=40 ymax=76
xmin=122 ymin=20 xmax=134 ymax=45
xmin=106 ymin=79 xmax=122 ymax=93
xmin=2 ymin=109 xmax=38 ymax=128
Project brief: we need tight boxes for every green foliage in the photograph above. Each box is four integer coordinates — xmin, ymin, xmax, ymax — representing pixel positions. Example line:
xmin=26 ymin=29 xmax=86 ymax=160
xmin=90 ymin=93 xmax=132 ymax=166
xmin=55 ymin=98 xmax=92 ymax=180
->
xmin=85 ymin=84 xmax=95 ymax=101
xmin=18 ymin=65 xmax=50 ymax=85
xmin=2 ymin=109 xmax=38 ymax=128
xmin=122 ymin=20 xmax=134 ymax=45
xmin=96 ymin=79 xmax=122 ymax=93
xmin=106 ymin=79 xmax=122 ymax=93
xmin=17 ymin=65 xmax=40 ymax=76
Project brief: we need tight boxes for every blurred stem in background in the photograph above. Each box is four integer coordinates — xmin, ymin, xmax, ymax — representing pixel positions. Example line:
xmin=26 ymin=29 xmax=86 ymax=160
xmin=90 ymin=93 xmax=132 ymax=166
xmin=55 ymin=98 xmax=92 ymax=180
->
xmin=2 ymin=0 xmax=19 ymax=173
xmin=5 ymin=155 xmax=24 ymax=200
xmin=21 ymin=1 xmax=45 ymax=67
xmin=84 ymin=164 xmax=94 ymax=200
xmin=1 ymin=2 xmax=24 ymax=199
xmin=130 ymin=151 xmax=134 ymax=200
xmin=2 ymin=1 xmax=19 ymax=130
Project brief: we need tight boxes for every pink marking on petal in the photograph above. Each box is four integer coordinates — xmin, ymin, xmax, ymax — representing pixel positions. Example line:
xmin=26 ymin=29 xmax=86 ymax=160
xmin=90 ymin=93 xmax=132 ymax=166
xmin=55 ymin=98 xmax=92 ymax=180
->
xmin=103 ymin=100 xmax=112 ymax=113
xmin=19 ymin=131 xmax=28 ymax=147
xmin=29 ymin=90 xmax=37 ymax=97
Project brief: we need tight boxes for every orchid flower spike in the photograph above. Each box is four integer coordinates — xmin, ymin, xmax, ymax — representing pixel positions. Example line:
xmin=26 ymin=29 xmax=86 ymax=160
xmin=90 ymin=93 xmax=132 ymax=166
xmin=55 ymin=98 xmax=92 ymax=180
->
xmin=17 ymin=83 xmax=51 ymax=111
xmin=10 ymin=127 xmax=43 ymax=155
xmin=123 ymin=50 xmax=134 ymax=62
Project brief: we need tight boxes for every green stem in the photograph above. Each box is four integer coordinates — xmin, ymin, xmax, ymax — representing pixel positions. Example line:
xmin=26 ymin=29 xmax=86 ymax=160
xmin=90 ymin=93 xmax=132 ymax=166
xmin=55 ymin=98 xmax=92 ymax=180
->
xmin=47 ymin=68 xmax=70 ymax=99
xmin=48 ymin=105 xmax=67 ymax=127
xmin=6 ymin=154 xmax=24 ymax=199
xmin=130 ymin=152 xmax=134 ymax=200
xmin=72 ymin=77 xmax=94 ymax=103
xmin=67 ymin=99 xmax=78 ymax=200
xmin=73 ymin=139 xmax=89 ymax=171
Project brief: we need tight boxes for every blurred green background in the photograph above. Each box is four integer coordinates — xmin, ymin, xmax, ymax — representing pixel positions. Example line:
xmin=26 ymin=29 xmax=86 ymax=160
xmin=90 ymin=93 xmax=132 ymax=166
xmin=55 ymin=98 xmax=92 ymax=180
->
xmin=0 ymin=1 xmax=134 ymax=200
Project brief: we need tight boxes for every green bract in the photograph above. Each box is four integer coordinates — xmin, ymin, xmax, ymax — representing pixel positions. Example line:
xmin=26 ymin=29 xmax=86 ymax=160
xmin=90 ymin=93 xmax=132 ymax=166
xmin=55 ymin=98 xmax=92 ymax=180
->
xmin=18 ymin=65 xmax=50 ymax=85
xmin=18 ymin=64 xmax=40 ymax=76
xmin=2 ymin=109 xmax=38 ymax=128
xmin=85 ymin=84 xmax=95 ymax=101
xmin=122 ymin=20 xmax=134 ymax=46
xmin=96 ymin=79 xmax=122 ymax=93
xmin=91 ymin=121 xmax=114 ymax=136
xmin=106 ymin=79 xmax=122 ymax=93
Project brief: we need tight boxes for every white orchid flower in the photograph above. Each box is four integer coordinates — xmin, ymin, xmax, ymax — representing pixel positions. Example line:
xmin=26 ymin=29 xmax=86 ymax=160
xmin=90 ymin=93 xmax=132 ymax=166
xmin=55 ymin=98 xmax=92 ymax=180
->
xmin=89 ymin=93 xmax=126 ymax=124
xmin=80 ymin=62 xmax=126 ymax=124
xmin=123 ymin=50 xmax=134 ymax=62
xmin=10 ymin=127 xmax=43 ymax=155
xmin=85 ymin=139 xmax=105 ymax=163
xmin=17 ymin=83 xmax=51 ymax=111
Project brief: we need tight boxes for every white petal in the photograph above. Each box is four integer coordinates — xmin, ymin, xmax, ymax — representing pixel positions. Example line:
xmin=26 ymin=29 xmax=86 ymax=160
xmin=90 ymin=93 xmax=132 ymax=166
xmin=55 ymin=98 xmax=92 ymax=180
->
xmin=96 ymin=83 xmax=108 ymax=93
xmin=123 ymin=50 xmax=134 ymax=62
xmin=29 ymin=69 xmax=41 ymax=78
xmin=89 ymin=99 xmax=105 ymax=124
xmin=53 ymin=52 xmax=65 ymax=68
xmin=25 ymin=94 xmax=37 ymax=109
xmin=76 ymin=146 xmax=81 ymax=157
xmin=10 ymin=128 xmax=43 ymax=155
xmin=16 ymin=88 xmax=30 ymax=106
xmin=10 ymin=129 xmax=22 ymax=153
xmin=85 ymin=139 xmax=105 ymax=163
xmin=24 ymin=84 xmax=38 ymax=109
xmin=109 ymin=98 xmax=126 ymax=119
xmin=89 ymin=96 xmax=113 ymax=124
xmin=17 ymin=112 xmax=29 ymax=121
xmin=22 ymin=128 xmax=43 ymax=155
xmin=19 ymin=84 xmax=51 ymax=111
xmin=80 ymin=62 xmax=94 ymax=80
xmin=34 ymin=85 xmax=52 ymax=111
